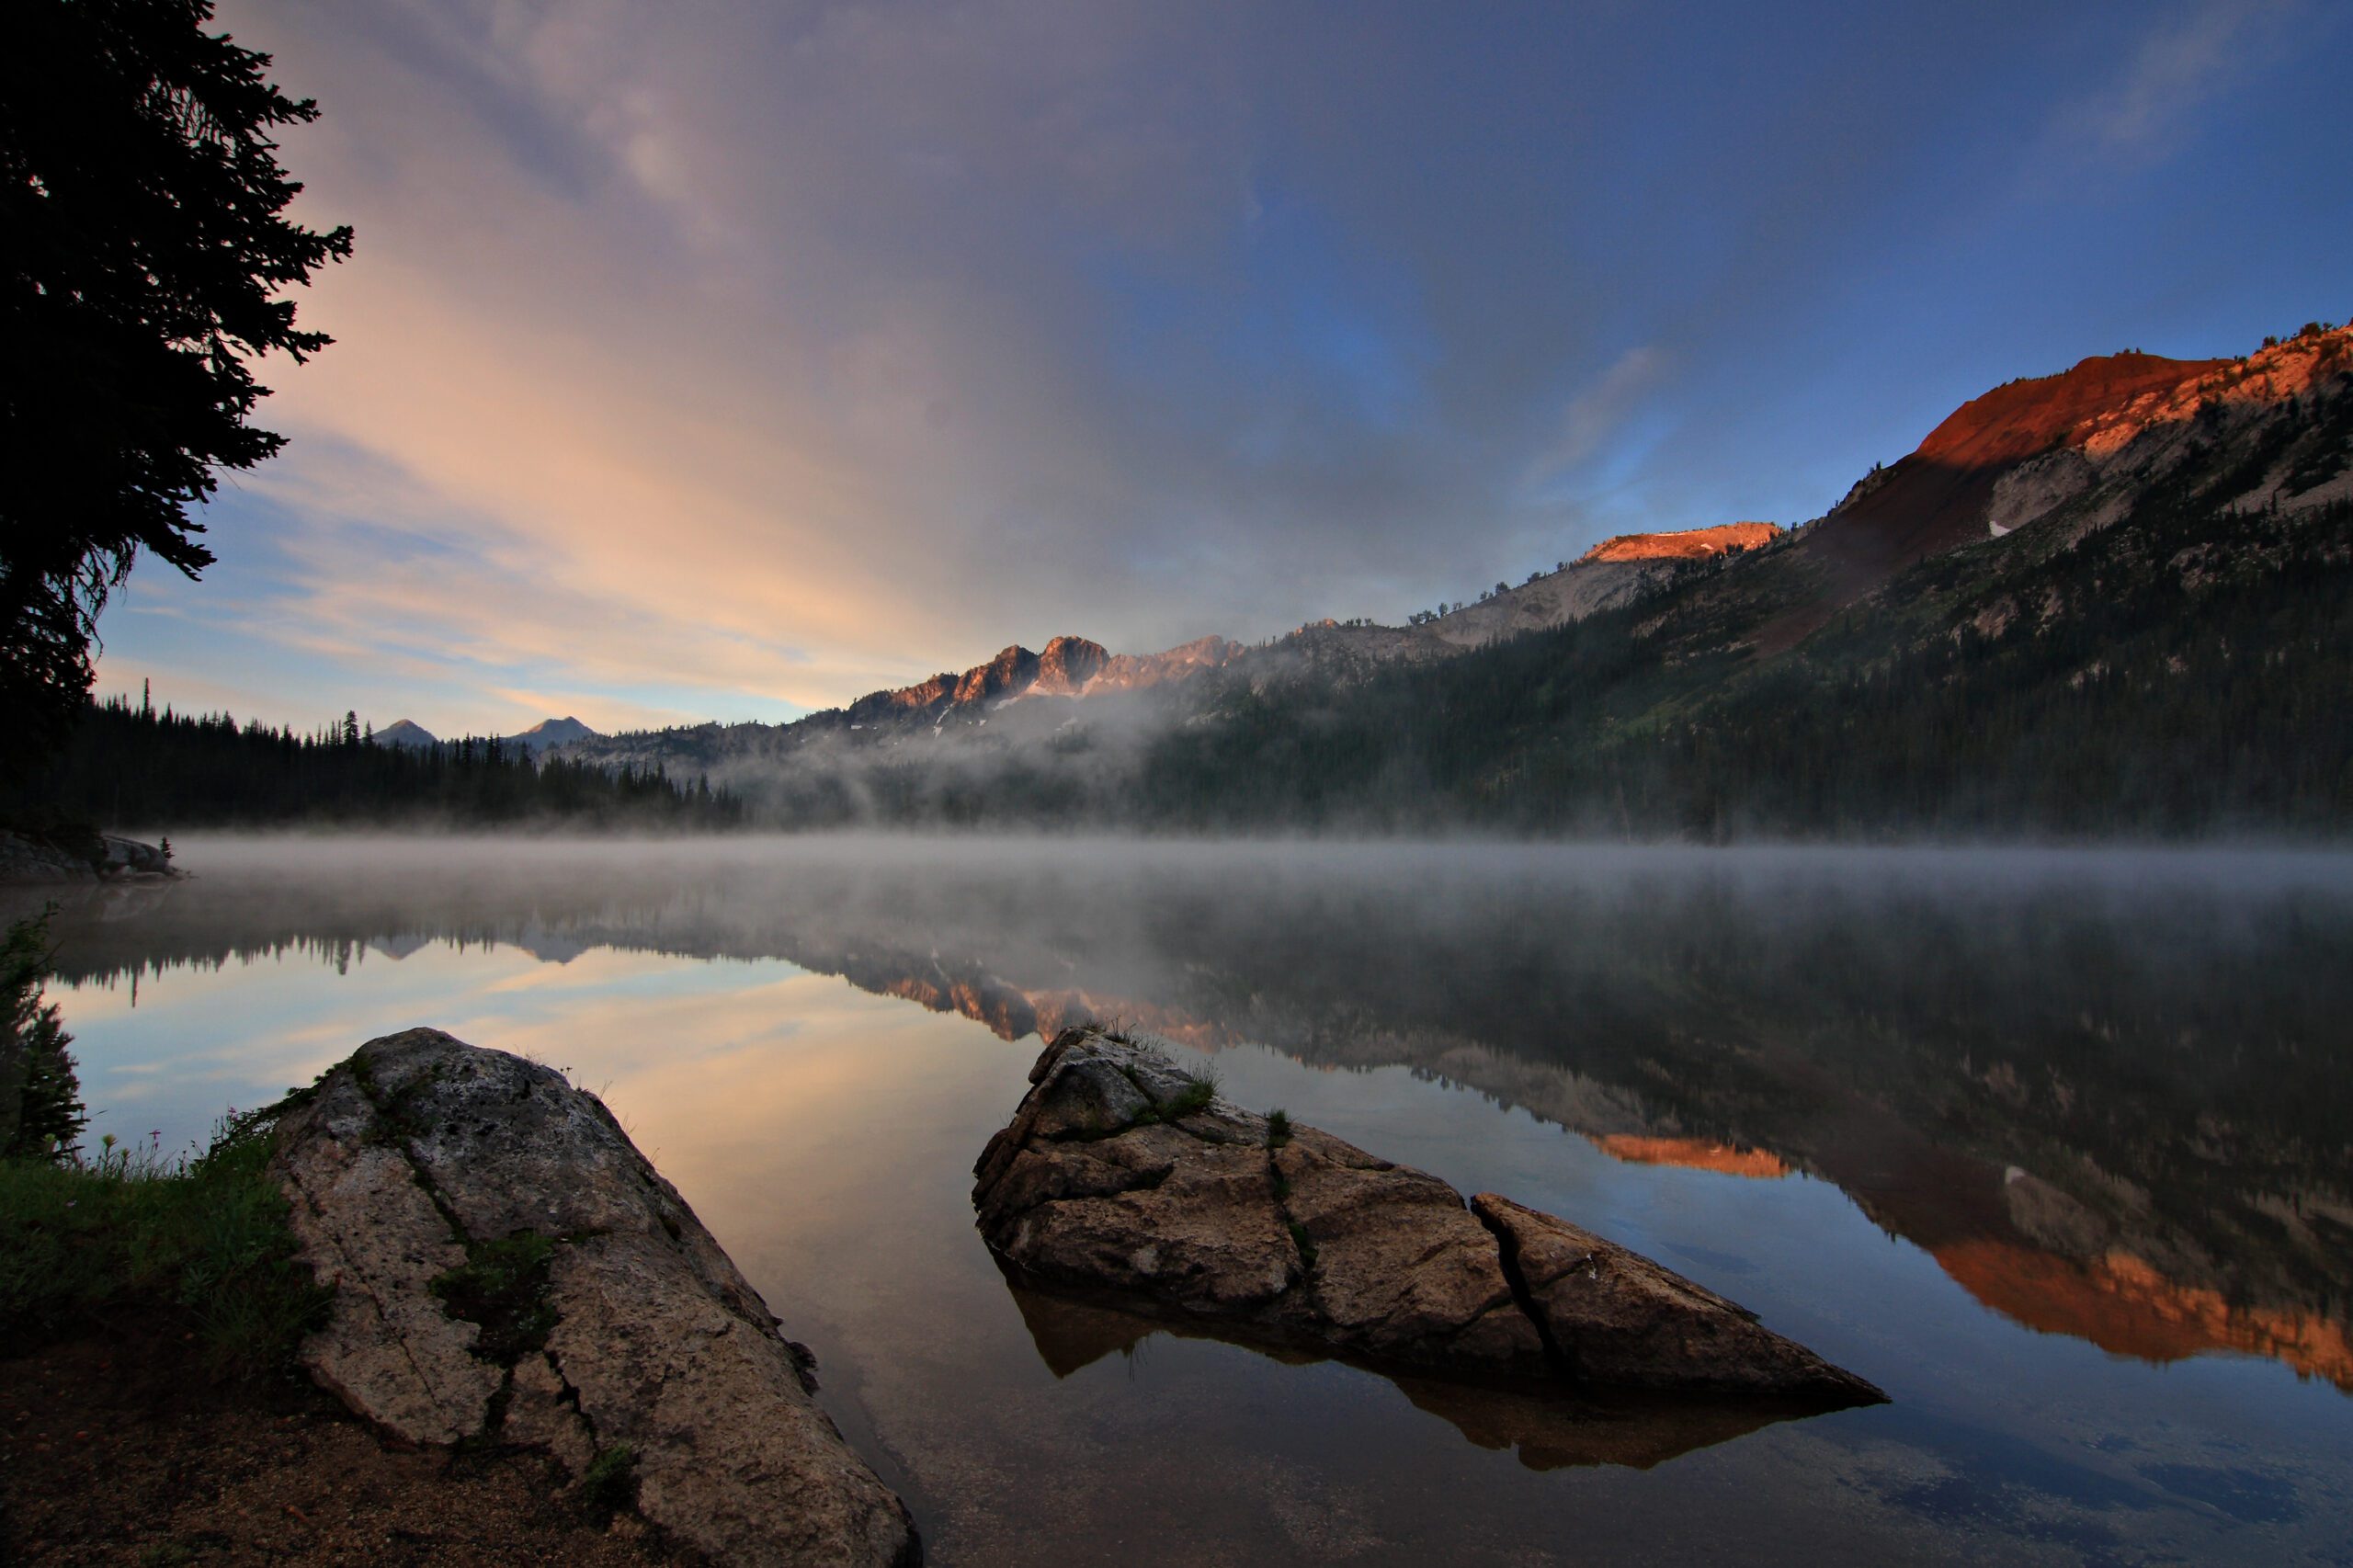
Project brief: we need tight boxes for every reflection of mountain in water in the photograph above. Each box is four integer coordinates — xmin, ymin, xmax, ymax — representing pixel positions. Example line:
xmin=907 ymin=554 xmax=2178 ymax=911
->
xmin=39 ymin=844 xmax=2353 ymax=1390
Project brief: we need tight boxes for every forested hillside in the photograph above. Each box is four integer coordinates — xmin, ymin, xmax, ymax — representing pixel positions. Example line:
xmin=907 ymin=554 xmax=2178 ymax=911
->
xmin=1131 ymin=493 xmax=2351 ymax=836
xmin=740 ymin=326 xmax=2353 ymax=837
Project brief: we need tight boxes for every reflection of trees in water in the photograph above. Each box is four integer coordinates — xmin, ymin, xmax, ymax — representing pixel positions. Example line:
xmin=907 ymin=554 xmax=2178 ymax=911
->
xmin=37 ymin=849 xmax=2353 ymax=1387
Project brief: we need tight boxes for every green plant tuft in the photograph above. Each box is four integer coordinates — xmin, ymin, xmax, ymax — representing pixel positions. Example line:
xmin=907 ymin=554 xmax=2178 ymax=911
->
xmin=1265 ymin=1108 xmax=1291 ymax=1148
xmin=429 ymin=1231 xmax=558 ymax=1363
xmin=578 ymin=1442 xmax=637 ymax=1517
xmin=1285 ymin=1220 xmax=1318 ymax=1271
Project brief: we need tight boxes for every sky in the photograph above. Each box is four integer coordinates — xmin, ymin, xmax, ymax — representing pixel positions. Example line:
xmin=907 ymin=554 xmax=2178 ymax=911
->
xmin=89 ymin=0 xmax=2353 ymax=738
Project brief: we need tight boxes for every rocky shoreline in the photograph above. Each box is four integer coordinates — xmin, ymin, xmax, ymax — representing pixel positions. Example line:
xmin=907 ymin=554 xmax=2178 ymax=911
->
xmin=163 ymin=1022 xmax=1883 ymax=1563
xmin=975 ymin=1028 xmax=1885 ymax=1404
xmin=0 ymin=830 xmax=183 ymax=884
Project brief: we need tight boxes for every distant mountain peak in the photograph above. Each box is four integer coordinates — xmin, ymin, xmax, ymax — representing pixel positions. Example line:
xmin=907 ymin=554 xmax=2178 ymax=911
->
xmin=372 ymin=719 xmax=439 ymax=749
xmin=507 ymin=716 xmax=598 ymax=755
xmin=368 ymin=715 xmax=599 ymax=754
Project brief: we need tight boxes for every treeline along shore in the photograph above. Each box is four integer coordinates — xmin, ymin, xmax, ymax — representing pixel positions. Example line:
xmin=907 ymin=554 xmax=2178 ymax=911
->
xmin=1 ymin=697 xmax=744 ymax=834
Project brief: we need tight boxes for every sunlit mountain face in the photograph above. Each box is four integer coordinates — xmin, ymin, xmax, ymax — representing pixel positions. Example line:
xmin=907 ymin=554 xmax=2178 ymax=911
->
xmin=29 ymin=837 xmax=2351 ymax=1392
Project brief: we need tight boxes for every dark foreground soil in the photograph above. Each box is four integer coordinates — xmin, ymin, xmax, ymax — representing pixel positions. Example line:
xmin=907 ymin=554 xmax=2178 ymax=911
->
xmin=0 ymin=1320 xmax=699 ymax=1565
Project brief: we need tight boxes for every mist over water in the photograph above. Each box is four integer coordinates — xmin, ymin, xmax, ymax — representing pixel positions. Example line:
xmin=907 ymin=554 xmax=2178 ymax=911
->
xmin=26 ymin=835 xmax=2353 ymax=1563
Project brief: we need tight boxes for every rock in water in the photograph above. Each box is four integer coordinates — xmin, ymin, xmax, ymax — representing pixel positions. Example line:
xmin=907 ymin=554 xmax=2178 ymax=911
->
xmin=273 ymin=1028 xmax=919 ymax=1568
xmin=974 ymin=1028 xmax=1883 ymax=1405
xmin=1468 ymin=1194 xmax=1870 ymax=1394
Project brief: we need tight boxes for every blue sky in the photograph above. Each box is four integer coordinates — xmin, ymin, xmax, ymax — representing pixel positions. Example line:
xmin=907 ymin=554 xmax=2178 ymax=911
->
xmin=91 ymin=0 xmax=2353 ymax=736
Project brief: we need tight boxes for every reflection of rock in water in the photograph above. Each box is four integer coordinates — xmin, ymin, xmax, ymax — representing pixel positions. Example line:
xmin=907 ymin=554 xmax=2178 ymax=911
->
xmin=42 ymin=842 xmax=2353 ymax=1394
xmin=976 ymin=1029 xmax=1883 ymax=1412
xmin=1005 ymin=1282 xmax=1817 ymax=1472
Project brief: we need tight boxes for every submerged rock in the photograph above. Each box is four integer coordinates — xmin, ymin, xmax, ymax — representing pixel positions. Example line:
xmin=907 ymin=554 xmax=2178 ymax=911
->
xmin=974 ymin=1028 xmax=1883 ymax=1405
xmin=273 ymin=1028 xmax=919 ymax=1568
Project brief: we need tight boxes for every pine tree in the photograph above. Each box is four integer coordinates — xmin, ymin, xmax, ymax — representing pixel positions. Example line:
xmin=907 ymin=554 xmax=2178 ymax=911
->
xmin=1 ymin=914 xmax=85 ymax=1162
xmin=2 ymin=0 xmax=353 ymax=766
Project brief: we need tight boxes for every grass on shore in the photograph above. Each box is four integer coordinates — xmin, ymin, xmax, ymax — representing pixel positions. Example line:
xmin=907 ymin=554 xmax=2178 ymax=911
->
xmin=0 ymin=1101 xmax=329 ymax=1379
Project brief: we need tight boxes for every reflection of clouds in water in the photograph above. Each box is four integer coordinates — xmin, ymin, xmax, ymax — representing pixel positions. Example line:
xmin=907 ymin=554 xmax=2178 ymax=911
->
xmin=472 ymin=943 xmax=697 ymax=994
xmin=25 ymin=834 xmax=2353 ymax=1563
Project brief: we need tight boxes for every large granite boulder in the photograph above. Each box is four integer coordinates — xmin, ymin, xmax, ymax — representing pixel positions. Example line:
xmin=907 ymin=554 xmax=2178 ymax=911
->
xmin=272 ymin=1028 xmax=919 ymax=1568
xmin=974 ymin=1028 xmax=1883 ymax=1404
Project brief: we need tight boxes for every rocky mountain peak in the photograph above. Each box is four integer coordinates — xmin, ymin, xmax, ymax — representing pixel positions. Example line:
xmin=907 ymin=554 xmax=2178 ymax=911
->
xmin=1916 ymin=349 xmax=2232 ymax=472
xmin=1580 ymin=521 xmax=1784 ymax=563
xmin=2073 ymin=322 xmax=2353 ymax=461
xmin=1032 ymin=635 xmax=1111 ymax=696
xmin=954 ymin=643 xmax=1040 ymax=705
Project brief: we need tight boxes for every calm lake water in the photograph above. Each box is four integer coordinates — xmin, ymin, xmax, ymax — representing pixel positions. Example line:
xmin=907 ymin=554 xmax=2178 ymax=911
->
xmin=16 ymin=836 xmax=2353 ymax=1565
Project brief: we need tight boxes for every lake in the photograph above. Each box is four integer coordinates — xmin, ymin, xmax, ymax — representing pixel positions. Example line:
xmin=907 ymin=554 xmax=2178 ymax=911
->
xmin=16 ymin=835 xmax=2353 ymax=1564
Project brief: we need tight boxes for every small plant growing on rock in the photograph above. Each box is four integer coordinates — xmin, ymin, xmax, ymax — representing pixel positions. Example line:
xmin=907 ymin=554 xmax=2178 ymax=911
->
xmin=578 ymin=1442 xmax=637 ymax=1519
xmin=1285 ymin=1220 xmax=1318 ymax=1271
xmin=429 ymin=1231 xmax=557 ymax=1362
xmin=1167 ymin=1076 xmax=1216 ymax=1118
xmin=1265 ymin=1108 xmax=1291 ymax=1148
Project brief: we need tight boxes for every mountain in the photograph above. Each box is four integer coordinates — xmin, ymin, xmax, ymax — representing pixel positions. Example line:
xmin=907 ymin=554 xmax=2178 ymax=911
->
xmin=372 ymin=719 xmax=438 ymax=750
xmin=566 ymin=525 xmax=1764 ymax=778
xmin=1158 ymin=321 xmax=2353 ymax=835
xmin=366 ymin=716 xmax=598 ymax=756
xmin=568 ymin=319 xmax=2353 ymax=835
xmin=506 ymin=716 xmax=597 ymax=756
xmin=1416 ymin=521 xmax=1783 ymax=651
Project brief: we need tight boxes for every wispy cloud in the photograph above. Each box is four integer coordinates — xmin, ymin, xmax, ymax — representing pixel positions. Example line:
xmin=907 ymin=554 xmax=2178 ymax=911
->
xmin=2047 ymin=0 xmax=2293 ymax=167
xmin=132 ymin=0 xmax=2345 ymax=733
xmin=1523 ymin=346 xmax=1671 ymax=492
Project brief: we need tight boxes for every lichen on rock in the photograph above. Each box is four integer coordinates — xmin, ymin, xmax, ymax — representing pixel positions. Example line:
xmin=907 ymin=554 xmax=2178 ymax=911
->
xmin=272 ymin=1028 xmax=919 ymax=1568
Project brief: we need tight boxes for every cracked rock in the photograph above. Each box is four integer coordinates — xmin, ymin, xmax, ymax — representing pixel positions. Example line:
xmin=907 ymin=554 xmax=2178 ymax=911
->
xmin=272 ymin=1028 xmax=920 ymax=1567
xmin=974 ymin=1027 xmax=1884 ymax=1406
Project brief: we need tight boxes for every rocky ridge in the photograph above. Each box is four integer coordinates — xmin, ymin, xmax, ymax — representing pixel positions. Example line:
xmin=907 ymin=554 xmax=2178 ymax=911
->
xmin=1581 ymin=521 xmax=1784 ymax=563
xmin=271 ymin=1028 xmax=919 ymax=1568
xmin=973 ymin=1028 xmax=1885 ymax=1403
xmin=1986 ymin=324 xmax=2353 ymax=540
xmin=1756 ymin=321 xmax=2353 ymax=648
xmin=557 ymin=512 xmax=1772 ymax=780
